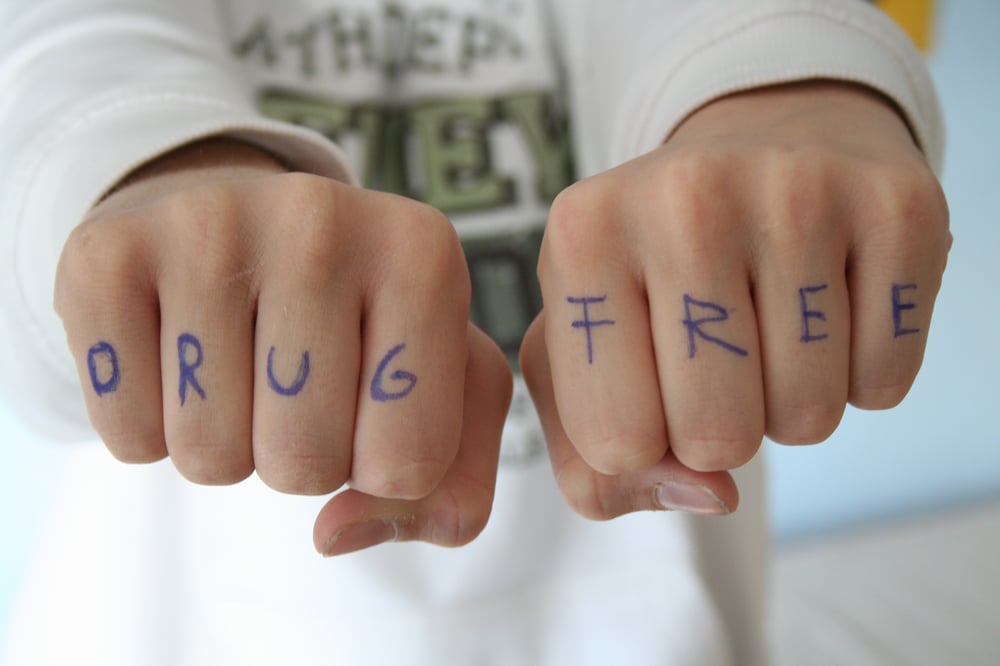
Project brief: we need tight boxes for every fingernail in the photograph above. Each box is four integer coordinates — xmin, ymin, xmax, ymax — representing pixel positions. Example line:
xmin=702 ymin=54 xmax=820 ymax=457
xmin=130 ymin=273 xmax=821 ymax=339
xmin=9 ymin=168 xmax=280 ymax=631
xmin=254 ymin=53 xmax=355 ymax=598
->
xmin=655 ymin=482 xmax=730 ymax=515
xmin=322 ymin=520 xmax=397 ymax=557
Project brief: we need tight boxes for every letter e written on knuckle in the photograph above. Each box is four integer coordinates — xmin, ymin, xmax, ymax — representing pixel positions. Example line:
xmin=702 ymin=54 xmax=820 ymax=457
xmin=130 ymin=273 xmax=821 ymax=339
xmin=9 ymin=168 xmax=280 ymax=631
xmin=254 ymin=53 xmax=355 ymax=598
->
xmin=891 ymin=283 xmax=920 ymax=337
xmin=799 ymin=284 xmax=830 ymax=343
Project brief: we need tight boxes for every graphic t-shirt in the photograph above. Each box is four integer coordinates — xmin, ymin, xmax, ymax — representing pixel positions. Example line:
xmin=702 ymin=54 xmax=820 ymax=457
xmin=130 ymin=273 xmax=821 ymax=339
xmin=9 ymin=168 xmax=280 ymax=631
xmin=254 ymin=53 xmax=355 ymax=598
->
xmin=225 ymin=0 xmax=571 ymax=464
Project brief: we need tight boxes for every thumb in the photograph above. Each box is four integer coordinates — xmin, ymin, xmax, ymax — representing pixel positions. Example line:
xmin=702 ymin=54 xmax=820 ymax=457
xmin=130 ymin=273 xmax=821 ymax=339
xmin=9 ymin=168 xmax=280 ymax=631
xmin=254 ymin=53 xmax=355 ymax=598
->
xmin=521 ymin=313 xmax=739 ymax=519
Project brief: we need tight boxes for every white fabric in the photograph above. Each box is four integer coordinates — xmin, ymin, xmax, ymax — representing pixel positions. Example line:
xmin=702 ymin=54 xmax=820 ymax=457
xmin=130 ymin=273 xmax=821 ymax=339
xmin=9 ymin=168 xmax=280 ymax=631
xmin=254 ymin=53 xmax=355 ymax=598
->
xmin=4 ymin=445 xmax=751 ymax=666
xmin=0 ymin=1 xmax=940 ymax=664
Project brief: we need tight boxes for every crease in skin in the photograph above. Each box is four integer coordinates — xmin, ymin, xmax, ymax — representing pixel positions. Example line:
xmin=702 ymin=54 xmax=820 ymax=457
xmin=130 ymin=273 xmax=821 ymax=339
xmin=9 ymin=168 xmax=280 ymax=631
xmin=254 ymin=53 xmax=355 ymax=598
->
xmin=321 ymin=512 xmax=414 ymax=557
xmin=393 ymin=512 xmax=417 ymax=532
xmin=221 ymin=262 xmax=261 ymax=288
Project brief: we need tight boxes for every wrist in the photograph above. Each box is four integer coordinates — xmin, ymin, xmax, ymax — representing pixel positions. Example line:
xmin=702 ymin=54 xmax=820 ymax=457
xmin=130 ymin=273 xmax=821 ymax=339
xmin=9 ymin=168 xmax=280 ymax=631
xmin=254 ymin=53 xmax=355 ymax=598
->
xmin=668 ymin=80 xmax=917 ymax=154
xmin=93 ymin=137 xmax=288 ymax=216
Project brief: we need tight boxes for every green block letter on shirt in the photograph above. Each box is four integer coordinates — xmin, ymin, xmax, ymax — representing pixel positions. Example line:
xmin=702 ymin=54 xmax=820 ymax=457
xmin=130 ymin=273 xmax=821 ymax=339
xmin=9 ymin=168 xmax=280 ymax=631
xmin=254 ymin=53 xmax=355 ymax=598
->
xmin=500 ymin=92 xmax=573 ymax=201
xmin=411 ymin=98 xmax=514 ymax=213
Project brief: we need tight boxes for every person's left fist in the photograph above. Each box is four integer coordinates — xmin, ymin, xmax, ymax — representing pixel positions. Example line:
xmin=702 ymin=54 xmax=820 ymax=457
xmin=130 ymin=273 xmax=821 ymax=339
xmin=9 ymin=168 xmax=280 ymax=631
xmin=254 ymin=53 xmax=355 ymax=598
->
xmin=521 ymin=82 xmax=950 ymax=520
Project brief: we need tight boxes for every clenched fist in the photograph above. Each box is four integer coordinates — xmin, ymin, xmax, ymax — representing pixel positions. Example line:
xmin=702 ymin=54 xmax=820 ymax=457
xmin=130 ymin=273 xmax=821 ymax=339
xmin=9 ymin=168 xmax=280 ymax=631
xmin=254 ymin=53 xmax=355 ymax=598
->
xmin=55 ymin=139 xmax=512 ymax=555
xmin=521 ymin=82 xmax=950 ymax=519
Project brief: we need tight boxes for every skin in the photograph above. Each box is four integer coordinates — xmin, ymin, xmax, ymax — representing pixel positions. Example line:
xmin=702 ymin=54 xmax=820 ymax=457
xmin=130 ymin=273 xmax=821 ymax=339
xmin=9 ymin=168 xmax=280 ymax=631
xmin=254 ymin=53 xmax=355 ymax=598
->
xmin=54 ymin=81 xmax=950 ymax=553
xmin=56 ymin=140 xmax=513 ymax=556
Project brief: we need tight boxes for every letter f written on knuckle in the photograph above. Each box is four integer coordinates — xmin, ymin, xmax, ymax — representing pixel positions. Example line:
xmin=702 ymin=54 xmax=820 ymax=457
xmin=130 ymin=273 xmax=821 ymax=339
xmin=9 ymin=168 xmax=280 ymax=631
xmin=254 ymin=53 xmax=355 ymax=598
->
xmin=566 ymin=295 xmax=615 ymax=364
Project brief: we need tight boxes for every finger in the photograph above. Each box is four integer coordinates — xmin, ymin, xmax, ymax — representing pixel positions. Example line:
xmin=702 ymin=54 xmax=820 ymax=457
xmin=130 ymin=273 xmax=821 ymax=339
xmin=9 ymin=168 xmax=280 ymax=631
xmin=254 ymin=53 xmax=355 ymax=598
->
xmin=754 ymin=207 xmax=852 ymax=445
xmin=848 ymin=172 xmax=951 ymax=409
xmin=521 ymin=315 xmax=737 ymax=519
xmin=251 ymin=191 xmax=363 ymax=495
xmin=349 ymin=194 xmax=471 ymax=500
xmin=55 ymin=216 xmax=165 ymax=462
xmin=314 ymin=324 xmax=512 ymax=556
xmin=644 ymin=194 xmax=765 ymax=471
xmin=158 ymin=209 xmax=256 ymax=485
xmin=536 ymin=185 xmax=668 ymax=475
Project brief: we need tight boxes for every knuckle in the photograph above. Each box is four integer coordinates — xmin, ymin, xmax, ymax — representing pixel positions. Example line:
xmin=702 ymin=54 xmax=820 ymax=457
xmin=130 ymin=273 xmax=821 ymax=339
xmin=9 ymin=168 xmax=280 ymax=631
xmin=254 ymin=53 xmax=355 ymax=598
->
xmin=563 ymin=419 xmax=666 ymax=476
xmin=849 ymin=381 xmax=912 ymax=411
xmin=659 ymin=144 xmax=729 ymax=197
xmin=254 ymin=436 xmax=349 ymax=495
xmin=867 ymin=164 xmax=950 ymax=252
xmin=274 ymin=176 xmax=350 ymax=279
xmin=542 ymin=180 xmax=615 ymax=271
xmin=101 ymin=426 xmax=167 ymax=465
xmin=575 ymin=433 xmax=664 ymax=476
xmin=673 ymin=432 xmax=760 ymax=472
xmin=654 ymin=150 xmax=738 ymax=252
xmin=386 ymin=204 xmax=470 ymax=298
xmin=759 ymin=153 xmax=839 ymax=246
xmin=170 ymin=443 xmax=254 ymax=486
xmin=877 ymin=163 xmax=947 ymax=219
xmin=59 ymin=218 xmax=148 ymax=297
xmin=171 ymin=203 xmax=250 ymax=285
xmin=358 ymin=453 xmax=449 ymax=501
xmin=850 ymin=352 xmax=921 ymax=411
xmin=768 ymin=401 xmax=845 ymax=445
xmin=283 ymin=212 xmax=347 ymax=282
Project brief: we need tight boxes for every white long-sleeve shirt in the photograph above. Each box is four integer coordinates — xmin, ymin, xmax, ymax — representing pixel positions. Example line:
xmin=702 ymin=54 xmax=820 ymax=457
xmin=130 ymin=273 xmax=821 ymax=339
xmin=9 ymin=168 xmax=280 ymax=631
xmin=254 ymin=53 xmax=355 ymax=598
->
xmin=0 ymin=2 xmax=941 ymax=664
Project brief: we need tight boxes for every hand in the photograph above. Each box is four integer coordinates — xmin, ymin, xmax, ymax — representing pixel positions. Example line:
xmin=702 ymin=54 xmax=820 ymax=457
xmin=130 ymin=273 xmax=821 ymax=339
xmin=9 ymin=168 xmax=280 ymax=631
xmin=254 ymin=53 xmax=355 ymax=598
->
xmin=55 ymin=138 xmax=512 ymax=555
xmin=520 ymin=82 xmax=950 ymax=519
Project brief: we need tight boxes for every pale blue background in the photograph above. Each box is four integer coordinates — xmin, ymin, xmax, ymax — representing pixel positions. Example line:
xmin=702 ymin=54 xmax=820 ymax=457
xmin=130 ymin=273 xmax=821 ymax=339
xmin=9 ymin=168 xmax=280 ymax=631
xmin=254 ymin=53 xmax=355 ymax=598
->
xmin=2 ymin=0 xmax=999 ymax=650
xmin=765 ymin=0 xmax=1000 ymax=539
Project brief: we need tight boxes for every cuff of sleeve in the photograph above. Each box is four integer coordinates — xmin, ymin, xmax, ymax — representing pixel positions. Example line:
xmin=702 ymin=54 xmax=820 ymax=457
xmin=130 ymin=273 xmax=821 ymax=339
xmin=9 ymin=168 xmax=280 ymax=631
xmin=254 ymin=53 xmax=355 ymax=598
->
xmin=612 ymin=0 xmax=944 ymax=173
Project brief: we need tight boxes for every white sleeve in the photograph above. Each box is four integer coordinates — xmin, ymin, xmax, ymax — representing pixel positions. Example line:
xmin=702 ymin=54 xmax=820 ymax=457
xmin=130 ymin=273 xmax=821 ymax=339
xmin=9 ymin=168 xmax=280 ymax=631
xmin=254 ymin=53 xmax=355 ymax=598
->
xmin=0 ymin=1 xmax=356 ymax=440
xmin=549 ymin=0 xmax=944 ymax=177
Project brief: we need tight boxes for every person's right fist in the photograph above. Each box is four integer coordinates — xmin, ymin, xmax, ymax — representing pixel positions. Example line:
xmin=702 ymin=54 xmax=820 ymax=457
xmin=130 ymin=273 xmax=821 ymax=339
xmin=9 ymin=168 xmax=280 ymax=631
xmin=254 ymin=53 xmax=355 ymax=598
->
xmin=54 ymin=138 xmax=512 ymax=555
